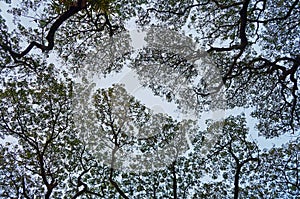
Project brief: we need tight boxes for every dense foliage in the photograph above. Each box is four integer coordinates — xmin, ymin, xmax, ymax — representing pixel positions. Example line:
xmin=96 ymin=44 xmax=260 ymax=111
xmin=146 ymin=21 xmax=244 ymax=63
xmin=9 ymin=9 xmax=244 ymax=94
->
xmin=0 ymin=0 xmax=299 ymax=198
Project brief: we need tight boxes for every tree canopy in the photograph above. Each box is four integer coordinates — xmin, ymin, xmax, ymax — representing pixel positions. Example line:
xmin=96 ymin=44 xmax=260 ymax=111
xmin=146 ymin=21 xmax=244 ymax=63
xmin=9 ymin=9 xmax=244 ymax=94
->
xmin=0 ymin=0 xmax=299 ymax=198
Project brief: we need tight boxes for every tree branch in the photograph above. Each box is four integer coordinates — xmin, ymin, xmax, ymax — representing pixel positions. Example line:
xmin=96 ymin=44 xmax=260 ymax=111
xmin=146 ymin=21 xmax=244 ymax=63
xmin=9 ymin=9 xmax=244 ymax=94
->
xmin=9 ymin=0 xmax=87 ymax=58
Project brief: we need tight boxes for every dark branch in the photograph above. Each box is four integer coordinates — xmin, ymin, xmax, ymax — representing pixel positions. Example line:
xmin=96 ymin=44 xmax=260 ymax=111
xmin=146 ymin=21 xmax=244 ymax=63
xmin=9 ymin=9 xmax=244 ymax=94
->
xmin=207 ymin=0 xmax=250 ymax=53
xmin=8 ymin=0 xmax=87 ymax=58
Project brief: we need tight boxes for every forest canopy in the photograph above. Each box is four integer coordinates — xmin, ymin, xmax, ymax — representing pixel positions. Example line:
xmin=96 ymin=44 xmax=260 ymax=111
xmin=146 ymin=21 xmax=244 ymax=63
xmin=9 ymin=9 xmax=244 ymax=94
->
xmin=0 ymin=0 xmax=299 ymax=198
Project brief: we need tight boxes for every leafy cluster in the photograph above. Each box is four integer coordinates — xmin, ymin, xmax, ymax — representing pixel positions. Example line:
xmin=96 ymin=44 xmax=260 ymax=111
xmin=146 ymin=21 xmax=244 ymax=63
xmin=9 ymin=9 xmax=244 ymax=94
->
xmin=0 ymin=0 xmax=299 ymax=198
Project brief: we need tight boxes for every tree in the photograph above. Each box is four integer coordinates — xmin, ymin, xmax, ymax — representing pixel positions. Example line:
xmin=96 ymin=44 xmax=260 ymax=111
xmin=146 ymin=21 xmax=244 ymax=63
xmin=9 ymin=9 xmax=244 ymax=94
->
xmin=137 ymin=0 xmax=300 ymax=137
xmin=1 ymin=0 xmax=299 ymax=136
xmin=0 ymin=66 xmax=73 ymax=198
xmin=0 ymin=76 xmax=298 ymax=198
xmin=0 ymin=0 xmax=142 ymax=65
xmin=75 ymin=84 xmax=198 ymax=197
xmin=186 ymin=116 xmax=260 ymax=198
xmin=0 ymin=67 xmax=110 ymax=198
xmin=129 ymin=26 xmax=226 ymax=115
xmin=244 ymin=138 xmax=300 ymax=198
xmin=0 ymin=0 xmax=299 ymax=198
